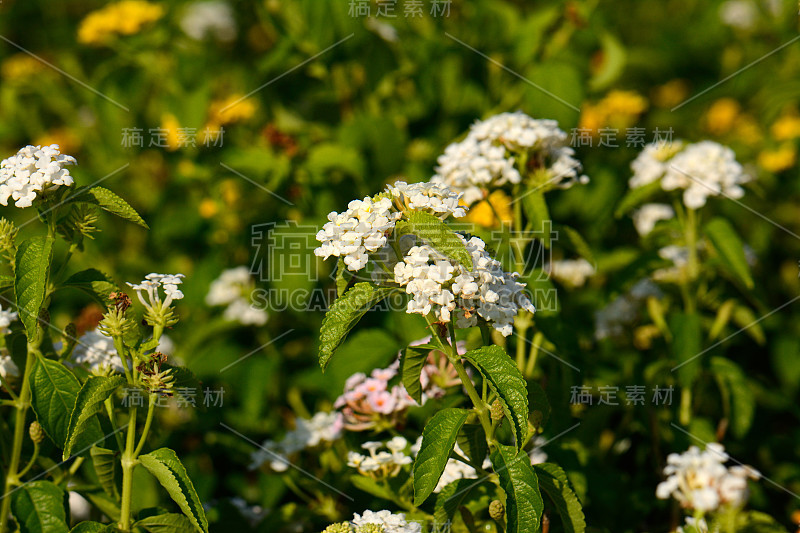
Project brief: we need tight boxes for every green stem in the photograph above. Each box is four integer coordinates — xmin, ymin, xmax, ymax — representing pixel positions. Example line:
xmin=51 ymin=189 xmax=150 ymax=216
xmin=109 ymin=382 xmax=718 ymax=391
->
xmin=16 ymin=443 xmax=39 ymax=479
xmin=133 ymin=396 xmax=156 ymax=457
xmin=105 ymin=398 xmax=125 ymax=452
xmin=525 ymin=332 xmax=544 ymax=378
xmin=0 ymin=375 xmax=19 ymax=403
xmin=0 ymin=348 xmax=36 ymax=533
xmin=118 ymin=409 xmax=138 ymax=532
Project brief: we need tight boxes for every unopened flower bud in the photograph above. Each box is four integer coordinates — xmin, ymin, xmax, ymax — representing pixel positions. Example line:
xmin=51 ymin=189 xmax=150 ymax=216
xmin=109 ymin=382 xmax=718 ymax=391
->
xmin=29 ymin=421 xmax=45 ymax=444
xmin=322 ymin=524 xmax=353 ymax=533
xmin=490 ymin=399 xmax=504 ymax=421
xmin=489 ymin=499 xmax=505 ymax=521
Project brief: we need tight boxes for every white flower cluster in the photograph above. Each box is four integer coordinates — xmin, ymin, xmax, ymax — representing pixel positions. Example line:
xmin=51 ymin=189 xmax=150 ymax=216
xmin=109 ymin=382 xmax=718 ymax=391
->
xmin=315 ymin=195 xmax=400 ymax=272
xmin=0 ymin=304 xmax=18 ymax=335
xmin=0 ymin=352 xmax=19 ymax=381
xmin=127 ymin=273 xmax=186 ymax=310
xmin=0 ymin=145 xmax=76 ymax=208
xmin=433 ymin=112 xmax=588 ymax=206
xmin=249 ymin=411 xmax=343 ymax=472
xmin=72 ymin=329 xmax=125 ymax=375
xmin=629 ymin=141 xmax=750 ymax=209
xmin=180 ymin=1 xmax=237 ymax=43
xmin=388 ymin=180 xmax=466 ymax=218
xmin=393 ymin=234 xmax=535 ymax=336
xmin=347 ymin=437 xmax=413 ymax=478
xmin=549 ymin=258 xmax=595 ymax=288
xmin=632 ymin=203 xmax=675 ymax=236
xmin=595 ymin=279 xmax=662 ymax=340
xmin=656 ymin=443 xmax=760 ymax=512
xmin=351 ymin=510 xmax=422 ymax=533
xmin=206 ymin=267 xmax=268 ymax=326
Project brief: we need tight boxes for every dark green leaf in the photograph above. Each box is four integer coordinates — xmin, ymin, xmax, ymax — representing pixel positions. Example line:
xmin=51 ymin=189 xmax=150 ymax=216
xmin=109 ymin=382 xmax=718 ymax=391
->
xmin=70 ymin=186 xmax=148 ymax=229
xmin=614 ymin=179 xmax=663 ymax=218
xmin=69 ymin=523 xmax=109 ymax=533
xmin=491 ymin=445 xmax=544 ymax=533
xmin=710 ymin=357 xmax=755 ymax=438
xmin=522 ymin=191 xmax=551 ymax=248
xmin=556 ymin=224 xmax=595 ymax=265
xmin=462 ymin=346 xmax=529 ymax=449
xmin=670 ymin=312 xmax=702 ymax=387
xmin=30 ymin=357 xmax=103 ymax=449
xmin=456 ymin=424 xmax=488 ymax=471
xmin=0 ymin=275 xmax=13 ymax=290
xmin=533 ymin=463 xmax=585 ymax=533
xmin=64 ymin=376 xmax=124 ymax=459
xmin=139 ymin=448 xmax=209 ymax=533
xmin=91 ymin=446 xmax=121 ymax=500
xmin=704 ymin=218 xmax=754 ymax=289
xmin=14 ymin=235 xmax=54 ymax=338
xmin=61 ymin=269 xmax=118 ymax=307
xmin=135 ymin=513 xmax=198 ymax=533
xmin=413 ymin=408 xmax=470 ymax=505
xmin=399 ymin=344 xmax=437 ymax=404
xmin=10 ymin=480 xmax=69 ymax=533
xmin=434 ymin=479 xmax=478 ymax=526
xmin=318 ymin=283 xmax=396 ymax=371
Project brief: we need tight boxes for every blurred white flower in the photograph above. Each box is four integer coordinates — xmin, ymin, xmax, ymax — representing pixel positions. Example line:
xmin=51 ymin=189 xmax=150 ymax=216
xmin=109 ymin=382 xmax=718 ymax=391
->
xmin=206 ymin=267 xmax=268 ymax=326
xmin=0 ymin=304 xmax=18 ymax=335
xmin=595 ymin=279 xmax=662 ymax=340
xmin=250 ymin=411 xmax=343 ymax=472
xmin=68 ymin=491 xmax=91 ymax=522
xmin=656 ymin=443 xmax=760 ymax=512
xmin=632 ymin=203 xmax=674 ymax=236
xmin=549 ymin=258 xmax=595 ymax=288
xmin=0 ymin=145 xmax=76 ymax=208
xmin=72 ymin=329 xmax=124 ymax=375
xmin=180 ymin=1 xmax=237 ymax=42
xmin=719 ymin=0 xmax=758 ymax=30
xmin=0 ymin=353 xmax=19 ymax=381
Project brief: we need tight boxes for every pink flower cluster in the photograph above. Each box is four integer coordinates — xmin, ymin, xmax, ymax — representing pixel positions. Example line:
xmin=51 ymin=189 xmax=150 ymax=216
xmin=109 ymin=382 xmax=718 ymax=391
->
xmin=334 ymin=338 xmax=463 ymax=431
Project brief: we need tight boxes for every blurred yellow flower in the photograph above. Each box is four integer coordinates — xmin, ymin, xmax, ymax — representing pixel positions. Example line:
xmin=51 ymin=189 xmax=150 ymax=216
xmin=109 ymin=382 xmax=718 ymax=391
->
xmin=78 ymin=1 xmax=164 ymax=46
xmin=208 ymin=95 xmax=257 ymax=126
xmin=771 ymin=113 xmax=800 ymax=141
xmin=33 ymin=129 xmax=81 ymax=154
xmin=465 ymin=190 xmax=512 ymax=228
xmin=199 ymin=199 xmax=218 ymax=219
xmin=732 ymin=114 xmax=762 ymax=146
xmin=758 ymin=144 xmax=797 ymax=173
xmin=704 ymin=98 xmax=741 ymax=135
xmin=578 ymin=90 xmax=648 ymax=135
xmin=161 ymin=114 xmax=181 ymax=151
xmin=220 ymin=180 xmax=240 ymax=206
xmin=1 ymin=54 xmax=45 ymax=81
xmin=651 ymin=79 xmax=689 ymax=108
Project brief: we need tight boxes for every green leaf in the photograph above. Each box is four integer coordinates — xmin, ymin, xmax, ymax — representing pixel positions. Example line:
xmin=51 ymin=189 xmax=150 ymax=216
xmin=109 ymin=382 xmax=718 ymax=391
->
xmin=318 ymin=283 xmax=396 ymax=371
xmin=82 ymin=492 xmax=119 ymax=522
xmin=556 ymin=224 xmax=595 ymax=265
xmin=64 ymin=376 xmax=125 ymax=460
xmin=61 ymin=269 xmax=118 ymax=307
xmin=71 ymin=186 xmax=148 ymax=229
xmin=670 ymin=312 xmax=702 ymax=387
xmin=413 ymin=408 xmax=470 ymax=505
xmin=10 ymin=480 xmax=69 ymax=533
xmin=434 ymin=479 xmax=479 ymax=525
xmin=462 ymin=346 xmax=529 ymax=449
xmin=69 ymin=523 xmax=110 ymax=533
xmin=704 ymin=218 xmax=754 ymax=289
xmin=30 ymin=357 xmax=103 ymax=449
xmin=0 ymin=274 xmax=13 ymax=290
xmin=14 ymin=235 xmax=54 ymax=338
xmin=403 ymin=211 xmax=473 ymax=269
xmin=138 ymin=448 xmax=209 ymax=533
xmin=350 ymin=475 xmax=398 ymax=501
xmin=710 ymin=357 xmax=755 ymax=438
xmin=522 ymin=191 xmax=551 ymax=248
xmin=533 ymin=463 xmax=586 ymax=533
xmin=399 ymin=344 xmax=437 ymax=404
xmin=731 ymin=304 xmax=766 ymax=345
xmin=528 ymin=381 xmax=551 ymax=431
xmin=91 ymin=446 xmax=121 ymax=500
xmin=491 ymin=445 xmax=544 ymax=533
xmin=614 ymin=179 xmax=663 ymax=218
xmin=135 ymin=513 xmax=198 ymax=533
xmin=335 ymin=258 xmax=351 ymax=297
xmin=456 ymin=424 xmax=488 ymax=471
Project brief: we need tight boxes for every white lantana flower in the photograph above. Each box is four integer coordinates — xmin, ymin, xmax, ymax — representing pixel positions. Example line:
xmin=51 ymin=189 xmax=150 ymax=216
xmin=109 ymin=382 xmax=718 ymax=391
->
xmin=206 ymin=267 xmax=268 ymax=326
xmin=632 ymin=203 xmax=675 ymax=236
xmin=433 ymin=112 xmax=588 ymax=206
xmin=0 ymin=353 xmax=20 ymax=381
xmin=656 ymin=443 xmax=760 ymax=512
xmin=0 ymin=305 xmax=19 ymax=335
xmin=388 ymin=180 xmax=466 ymax=218
xmin=347 ymin=437 xmax=413 ymax=478
xmin=127 ymin=273 xmax=186 ymax=310
xmin=629 ymin=140 xmax=750 ymax=209
xmin=180 ymin=1 xmax=237 ymax=42
xmin=548 ymin=258 xmax=595 ymax=288
xmin=351 ymin=510 xmax=422 ymax=533
xmin=0 ymin=145 xmax=76 ymax=208
xmin=72 ymin=329 xmax=125 ymax=375
xmin=393 ymin=234 xmax=534 ymax=336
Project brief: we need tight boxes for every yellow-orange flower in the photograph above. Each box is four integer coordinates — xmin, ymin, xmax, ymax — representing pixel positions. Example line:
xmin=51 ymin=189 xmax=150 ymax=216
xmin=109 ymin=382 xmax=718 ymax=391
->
xmin=704 ymin=98 xmax=740 ymax=136
xmin=465 ymin=190 xmax=512 ymax=228
xmin=33 ymin=129 xmax=81 ymax=154
xmin=771 ymin=114 xmax=800 ymax=141
xmin=78 ymin=1 xmax=164 ymax=46
xmin=208 ymin=95 xmax=257 ymax=126
xmin=198 ymin=199 xmax=218 ymax=219
xmin=578 ymin=90 xmax=648 ymax=135
xmin=758 ymin=144 xmax=797 ymax=173
xmin=161 ymin=114 xmax=181 ymax=151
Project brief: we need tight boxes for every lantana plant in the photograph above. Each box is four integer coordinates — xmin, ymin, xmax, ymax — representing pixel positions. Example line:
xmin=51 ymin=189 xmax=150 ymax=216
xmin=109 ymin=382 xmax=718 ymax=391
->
xmin=0 ymin=145 xmax=207 ymax=533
